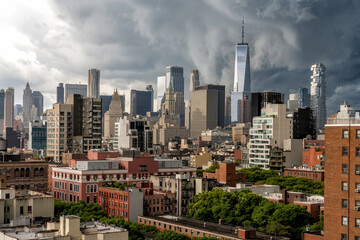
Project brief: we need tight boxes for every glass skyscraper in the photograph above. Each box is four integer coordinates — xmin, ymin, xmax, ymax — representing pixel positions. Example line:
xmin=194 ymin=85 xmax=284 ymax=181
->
xmin=166 ymin=66 xmax=184 ymax=95
xmin=298 ymin=87 xmax=310 ymax=108
xmin=88 ymin=68 xmax=100 ymax=98
xmin=310 ymin=63 xmax=326 ymax=131
xmin=57 ymin=83 xmax=64 ymax=104
xmin=231 ymin=42 xmax=251 ymax=124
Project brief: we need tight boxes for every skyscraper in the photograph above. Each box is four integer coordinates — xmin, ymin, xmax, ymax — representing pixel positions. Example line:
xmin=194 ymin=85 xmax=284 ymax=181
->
xmin=310 ymin=63 xmax=326 ymax=131
xmin=32 ymin=91 xmax=44 ymax=118
xmin=0 ymin=89 xmax=5 ymax=135
xmin=287 ymin=93 xmax=299 ymax=111
xmin=190 ymin=69 xmax=200 ymax=92
xmin=4 ymin=88 xmax=14 ymax=133
xmin=57 ymin=83 xmax=64 ymax=104
xmin=104 ymin=89 xmax=123 ymax=138
xmin=298 ymin=87 xmax=309 ymax=107
xmin=190 ymin=85 xmax=225 ymax=138
xmin=65 ymin=83 xmax=87 ymax=100
xmin=166 ymin=66 xmax=184 ymax=95
xmin=156 ymin=76 xmax=167 ymax=112
xmin=130 ymin=90 xmax=152 ymax=116
xmin=23 ymin=82 xmax=33 ymax=127
xmin=146 ymin=85 xmax=154 ymax=112
xmin=88 ymin=68 xmax=100 ymax=98
xmin=231 ymin=20 xmax=251 ymax=124
xmin=251 ymin=91 xmax=284 ymax=119
xmin=14 ymin=104 xmax=23 ymax=118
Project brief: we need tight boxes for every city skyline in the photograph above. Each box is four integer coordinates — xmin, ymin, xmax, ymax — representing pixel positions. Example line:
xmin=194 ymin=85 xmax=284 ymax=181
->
xmin=0 ymin=1 xmax=359 ymax=115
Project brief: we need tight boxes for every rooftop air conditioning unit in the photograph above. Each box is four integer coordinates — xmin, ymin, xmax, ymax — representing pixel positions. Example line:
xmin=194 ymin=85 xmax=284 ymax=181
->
xmin=355 ymin=206 xmax=360 ymax=211
xmin=356 ymin=171 xmax=360 ymax=175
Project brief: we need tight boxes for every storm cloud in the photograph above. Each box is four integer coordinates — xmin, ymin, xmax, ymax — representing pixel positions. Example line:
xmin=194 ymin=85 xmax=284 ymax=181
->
xmin=0 ymin=0 xmax=359 ymax=114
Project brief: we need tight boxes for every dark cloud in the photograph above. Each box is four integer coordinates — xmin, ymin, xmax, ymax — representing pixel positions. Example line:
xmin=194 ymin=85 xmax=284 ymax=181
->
xmin=0 ymin=0 xmax=359 ymax=114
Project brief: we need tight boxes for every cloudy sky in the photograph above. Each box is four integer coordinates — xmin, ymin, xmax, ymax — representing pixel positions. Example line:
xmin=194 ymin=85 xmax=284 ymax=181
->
xmin=0 ymin=0 xmax=359 ymax=114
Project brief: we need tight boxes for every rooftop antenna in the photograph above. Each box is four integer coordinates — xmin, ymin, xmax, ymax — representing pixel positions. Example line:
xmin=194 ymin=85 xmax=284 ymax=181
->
xmin=242 ymin=16 xmax=245 ymax=44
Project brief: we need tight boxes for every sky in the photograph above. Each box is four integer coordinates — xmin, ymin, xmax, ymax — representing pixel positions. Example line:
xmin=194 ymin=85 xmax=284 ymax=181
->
xmin=0 ymin=0 xmax=359 ymax=115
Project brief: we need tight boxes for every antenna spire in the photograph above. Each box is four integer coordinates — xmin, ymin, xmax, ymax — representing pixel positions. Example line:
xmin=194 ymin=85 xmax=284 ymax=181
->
xmin=242 ymin=16 xmax=245 ymax=44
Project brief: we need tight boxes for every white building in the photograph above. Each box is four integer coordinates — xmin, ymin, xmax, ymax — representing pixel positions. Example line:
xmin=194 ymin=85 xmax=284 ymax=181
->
xmin=310 ymin=63 xmax=326 ymax=131
xmin=287 ymin=93 xmax=299 ymax=111
xmin=88 ymin=68 xmax=100 ymax=98
xmin=248 ymin=104 xmax=292 ymax=169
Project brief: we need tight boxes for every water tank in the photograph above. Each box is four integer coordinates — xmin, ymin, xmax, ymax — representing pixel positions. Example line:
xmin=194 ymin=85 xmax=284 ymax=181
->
xmin=0 ymin=137 xmax=6 ymax=151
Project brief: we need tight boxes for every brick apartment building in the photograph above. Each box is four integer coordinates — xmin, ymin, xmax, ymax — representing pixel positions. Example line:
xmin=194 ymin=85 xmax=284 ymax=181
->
xmin=284 ymin=167 xmax=324 ymax=181
xmin=98 ymin=186 xmax=143 ymax=222
xmin=324 ymin=101 xmax=360 ymax=240
xmin=203 ymin=162 xmax=246 ymax=187
xmin=303 ymin=143 xmax=325 ymax=168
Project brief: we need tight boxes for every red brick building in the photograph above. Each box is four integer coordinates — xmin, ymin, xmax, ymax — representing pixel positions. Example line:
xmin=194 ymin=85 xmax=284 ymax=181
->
xmin=303 ymin=146 xmax=325 ymax=168
xmin=140 ymin=182 xmax=175 ymax=216
xmin=98 ymin=185 xmax=143 ymax=222
xmin=284 ymin=167 xmax=324 ymax=181
xmin=87 ymin=150 xmax=119 ymax=160
xmin=324 ymin=102 xmax=360 ymax=240
xmin=203 ymin=162 xmax=245 ymax=187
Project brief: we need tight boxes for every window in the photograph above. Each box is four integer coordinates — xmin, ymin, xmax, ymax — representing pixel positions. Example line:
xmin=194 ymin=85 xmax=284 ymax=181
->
xmin=343 ymin=129 xmax=349 ymax=139
xmin=342 ymin=147 xmax=349 ymax=156
xmin=355 ymin=236 xmax=360 ymax=240
xmin=356 ymin=219 xmax=360 ymax=228
xmin=5 ymin=193 xmax=10 ymax=199
xmin=357 ymin=130 xmax=360 ymax=139
xmin=20 ymin=206 xmax=24 ymax=215
xmin=342 ymin=164 xmax=348 ymax=174
xmin=356 ymin=200 xmax=360 ymax=207
xmin=341 ymin=234 xmax=347 ymax=240
xmin=28 ymin=206 xmax=32 ymax=213
xmin=342 ymin=199 xmax=348 ymax=209
xmin=87 ymin=196 xmax=90 ymax=203
xmin=139 ymin=165 xmax=148 ymax=171
xmin=342 ymin=182 xmax=348 ymax=191
xmin=342 ymin=216 xmax=348 ymax=226
xmin=357 ymin=148 xmax=360 ymax=157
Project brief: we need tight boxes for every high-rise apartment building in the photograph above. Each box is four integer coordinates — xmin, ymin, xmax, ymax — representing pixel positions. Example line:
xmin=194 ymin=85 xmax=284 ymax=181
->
xmin=166 ymin=66 xmax=184 ymax=95
xmin=57 ymin=83 xmax=64 ymax=104
xmin=248 ymin=104 xmax=292 ymax=169
xmin=156 ymin=76 xmax=167 ymax=112
xmin=88 ymin=68 xmax=100 ymax=98
xmin=113 ymin=116 xmax=153 ymax=153
xmin=324 ymin=101 xmax=360 ymax=240
xmin=310 ymin=63 xmax=326 ymax=131
xmin=0 ymin=89 xmax=4 ymax=135
xmin=47 ymin=94 xmax=102 ymax=162
xmin=130 ymin=89 xmax=152 ymax=116
xmin=32 ymin=91 xmax=43 ymax=118
xmin=231 ymin=21 xmax=251 ymax=124
xmin=298 ymin=87 xmax=309 ymax=108
xmin=251 ymin=91 xmax=284 ymax=118
xmin=23 ymin=82 xmax=33 ymax=127
xmin=64 ymin=83 xmax=87 ymax=100
xmin=190 ymin=85 xmax=225 ymax=138
xmin=4 ymin=88 xmax=14 ymax=133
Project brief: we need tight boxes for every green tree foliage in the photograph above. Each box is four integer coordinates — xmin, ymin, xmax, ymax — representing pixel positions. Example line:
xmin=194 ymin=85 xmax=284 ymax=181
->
xmin=187 ymin=189 xmax=314 ymax=239
xmin=238 ymin=167 xmax=279 ymax=183
xmin=155 ymin=230 xmax=190 ymax=240
xmin=204 ymin=165 xmax=219 ymax=173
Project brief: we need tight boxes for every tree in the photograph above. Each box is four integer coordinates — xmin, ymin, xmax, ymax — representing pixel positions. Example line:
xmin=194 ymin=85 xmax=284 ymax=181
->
xmin=237 ymin=167 xmax=278 ymax=183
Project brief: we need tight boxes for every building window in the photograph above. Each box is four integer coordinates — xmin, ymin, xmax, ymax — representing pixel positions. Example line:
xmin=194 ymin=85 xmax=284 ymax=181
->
xmin=20 ymin=206 xmax=24 ymax=215
xmin=28 ymin=206 xmax=32 ymax=213
xmin=343 ymin=129 xmax=349 ymax=139
xmin=357 ymin=130 xmax=360 ymax=139
xmin=342 ymin=216 xmax=348 ymax=226
xmin=355 ymin=236 xmax=360 ymax=240
xmin=342 ymin=182 xmax=348 ymax=191
xmin=5 ymin=193 xmax=10 ymax=199
xmin=139 ymin=165 xmax=148 ymax=171
xmin=342 ymin=164 xmax=348 ymax=174
xmin=87 ymin=196 xmax=90 ymax=203
xmin=341 ymin=234 xmax=347 ymax=240
xmin=342 ymin=199 xmax=348 ymax=209
xmin=357 ymin=148 xmax=360 ymax=157
xmin=342 ymin=147 xmax=349 ymax=156
xmin=356 ymin=219 xmax=360 ymax=228
xmin=356 ymin=200 xmax=360 ymax=207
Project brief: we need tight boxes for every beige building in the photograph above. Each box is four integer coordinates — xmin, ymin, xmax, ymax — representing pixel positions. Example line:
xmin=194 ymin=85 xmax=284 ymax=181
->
xmin=232 ymin=122 xmax=251 ymax=145
xmin=104 ymin=89 xmax=123 ymax=138
xmin=0 ymin=215 xmax=128 ymax=240
xmin=190 ymin=85 xmax=225 ymax=138
xmin=0 ymin=189 xmax=54 ymax=224
xmin=190 ymin=147 xmax=212 ymax=167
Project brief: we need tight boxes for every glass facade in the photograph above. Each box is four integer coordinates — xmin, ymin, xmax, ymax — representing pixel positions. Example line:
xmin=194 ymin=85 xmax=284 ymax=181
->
xmin=166 ymin=66 xmax=184 ymax=94
xmin=31 ymin=126 xmax=47 ymax=150
xmin=57 ymin=83 xmax=64 ymax=104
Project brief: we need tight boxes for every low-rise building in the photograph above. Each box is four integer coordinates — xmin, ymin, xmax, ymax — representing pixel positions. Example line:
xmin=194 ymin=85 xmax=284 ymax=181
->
xmin=203 ymin=162 xmax=245 ymax=187
xmin=0 ymin=188 xmax=54 ymax=224
xmin=0 ymin=215 xmax=128 ymax=240
xmin=190 ymin=147 xmax=212 ymax=168
xmin=284 ymin=166 xmax=324 ymax=181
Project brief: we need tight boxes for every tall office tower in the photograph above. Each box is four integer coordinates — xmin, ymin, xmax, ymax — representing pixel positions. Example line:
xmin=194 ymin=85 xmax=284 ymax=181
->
xmin=104 ymin=89 xmax=123 ymax=138
xmin=114 ymin=116 xmax=153 ymax=153
xmin=146 ymin=85 xmax=154 ymax=112
xmin=47 ymin=94 xmax=102 ymax=162
xmin=190 ymin=85 xmax=225 ymax=138
xmin=166 ymin=66 xmax=184 ymax=95
xmin=190 ymin=69 xmax=200 ymax=92
xmin=231 ymin=19 xmax=251 ymax=124
xmin=4 ymin=88 xmax=14 ymax=133
xmin=251 ymin=91 xmax=284 ymax=118
xmin=130 ymin=90 xmax=152 ymax=116
xmin=64 ymin=83 xmax=87 ymax=100
xmin=287 ymin=93 xmax=299 ymax=111
xmin=88 ymin=68 xmax=100 ymax=98
xmin=57 ymin=83 xmax=64 ymax=104
xmin=239 ymin=95 xmax=252 ymax=123
xmin=324 ymin=101 xmax=360 ymax=240
xmin=22 ymin=82 xmax=33 ymax=127
xmin=14 ymin=104 xmax=23 ymax=118
xmin=248 ymin=104 xmax=292 ymax=170
xmin=174 ymin=92 xmax=185 ymax=126
xmin=298 ymin=87 xmax=309 ymax=107
xmin=156 ymin=76 xmax=167 ymax=112
xmin=28 ymin=119 xmax=47 ymax=150
xmin=225 ymin=93 xmax=231 ymax=126
xmin=32 ymin=91 xmax=43 ymax=118
xmin=310 ymin=63 xmax=326 ymax=131
xmin=0 ymin=89 xmax=4 ymax=135
xmin=292 ymin=107 xmax=316 ymax=139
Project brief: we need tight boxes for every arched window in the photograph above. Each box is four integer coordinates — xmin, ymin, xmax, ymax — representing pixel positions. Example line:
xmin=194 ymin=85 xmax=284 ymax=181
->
xmin=20 ymin=168 xmax=25 ymax=178
xmin=34 ymin=168 xmax=39 ymax=177
xmin=14 ymin=168 xmax=20 ymax=178
xmin=26 ymin=168 xmax=30 ymax=178
xmin=39 ymin=168 xmax=44 ymax=177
